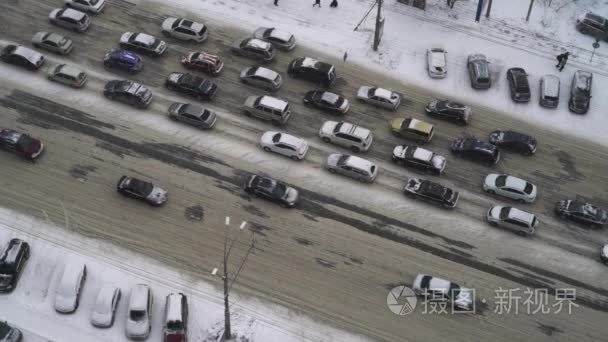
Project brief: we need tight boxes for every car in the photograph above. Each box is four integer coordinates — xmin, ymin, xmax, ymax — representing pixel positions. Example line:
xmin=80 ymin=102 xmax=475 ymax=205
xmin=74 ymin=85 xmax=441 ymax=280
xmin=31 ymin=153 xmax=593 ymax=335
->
xmin=48 ymin=63 xmax=87 ymax=88
xmin=31 ymin=31 xmax=73 ymax=55
xmin=325 ymin=154 xmax=378 ymax=183
xmin=126 ymin=284 xmax=153 ymax=340
xmin=287 ymin=57 xmax=337 ymax=87
xmin=506 ymin=68 xmax=530 ymax=102
xmin=0 ymin=321 xmax=22 ymax=342
xmin=403 ymin=178 xmax=459 ymax=208
xmin=0 ymin=45 xmax=44 ymax=70
xmin=240 ymin=66 xmax=282 ymax=91
xmin=54 ymin=261 xmax=87 ymax=313
xmin=412 ymin=274 xmax=473 ymax=311
xmin=0 ymin=128 xmax=44 ymax=160
xmin=168 ymin=102 xmax=217 ymax=129
xmin=483 ymin=174 xmax=537 ymax=203
xmin=163 ymin=293 xmax=188 ymax=342
xmin=91 ymin=286 xmax=121 ymax=328
xmin=356 ymin=86 xmax=401 ymax=110
xmin=389 ymin=117 xmax=434 ymax=143
xmin=253 ymin=27 xmax=296 ymax=50
xmin=166 ymin=72 xmax=218 ymax=100
xmin=119 ymin=32 xmax=166 ymax=56
xmin=104 ymin=80 xmax=153 ymax=108
xmin=161 ymin=17 xmax=208 ymax=42
xmin=425 ymin=99 xmax=471 ymax=125
xmin=231 ymin=38 xmax=276 ymax=63
xmin=244 ymin=174 xmax=299 ymax=208
xmin=303 ymin=90 xmax=349 ymax=114
xmin=488 ymin=130 xmax=537 ymax=155
xmin=181 ymin=51 xmax=223 ymax=76
xmin=601 ymin=244 xmax=608 ymax=264
xmin=65 ymin=0 xmax=106 ymax=14
xmin=392 ymin=145 xmax=446 ymax=175
xmin=467 ymin=54 xmax=491 ymax=89
xmin=103 ymin=50 xmax=143 ymax=74
xmin=486 ymin=206 xmax=538 ymax=236
xmin=427 ymin=47 xmax=447 ymax=78
xmin=319 ymin=121 xmax=373 ymax=152
xmin=539 ymin=75 xmax=560 ymax=108
xmin=451 ymin=137 xmax=500 ymax=166
xmin=116 ymin=176 xmax=168 ymax=206
xmin=576 ymin=12 xmax=608 ymax=41
xmin=568 ymin=70 xmax=593 ymax=114
xmin=260 ymin=131 xmax=308 ymax=160
xmin=242 ymin=95 xmax=291 ymax=125
xmin=0 ymin=239 xmax=30 ymax=293
xmin=555 ymin=200 xmax=608 ymax=228
xmin=49 ymin=8 xmax=91 ymax=32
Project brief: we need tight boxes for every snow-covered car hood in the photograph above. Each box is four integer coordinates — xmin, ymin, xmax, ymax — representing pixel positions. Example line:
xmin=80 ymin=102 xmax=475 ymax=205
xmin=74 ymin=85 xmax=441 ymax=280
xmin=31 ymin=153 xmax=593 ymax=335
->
xmin=126 ymin=318 xmax=150 ymax=337
xmin=392 ymin=145 xmax=406 ymax=158
xmin=488 ymin=206 xmax=503 ymax=220
xmin=431 ymin=155 xmax=446 ymax=172
xmin=49 ymin=8 xmax=61 ymax=20
xmin=325 ymin=153 xmax=342 ymax=168
xmin=167 ymin=73 xmax=182 ymax=84
xmin=283 ymin=187 xmax=299 ymax=205
xmin=356 ymin=86 xmax=372 ymax=99
xmin=145 ymin=186 xmax=167 ymax=205
xmin=602 ymin=245 xmax=608 ymax=258
xmin=91 ymin=310 xmax=113 ymax=327
xmin=120 ymin=32 xmax=134 ymax=44
xmin=54 ymin=293 xmax=77 ymax=312
xmin=319 ymin=121 xmax=338 ymax=136
xmin=260 ymin=131 xmax=278 ymax=146
xmin=483 ymin=174 xmax=499 ymax=190
xmin=161 ymin=17 xmax=178 ymax=31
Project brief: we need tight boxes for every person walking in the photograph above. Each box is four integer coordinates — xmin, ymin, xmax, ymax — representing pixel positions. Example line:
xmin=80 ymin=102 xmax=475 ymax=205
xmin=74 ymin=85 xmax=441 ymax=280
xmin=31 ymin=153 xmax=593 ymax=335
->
xmin=330 ymin=0 xmax=338 ymax=7
xmin=556 ymin=52 xmax=570 ymax=72
xmin=274 ymin=0 xmax=278 ymax=5
xmin=313 ymin=0 xmax=321 ymax=7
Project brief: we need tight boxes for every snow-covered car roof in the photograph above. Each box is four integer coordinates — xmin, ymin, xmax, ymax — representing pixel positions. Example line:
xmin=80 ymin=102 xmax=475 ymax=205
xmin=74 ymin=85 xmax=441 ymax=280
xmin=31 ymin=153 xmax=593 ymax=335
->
xmin=253 ymin=67 xmax=279 ymax=80
xmin=412 ymin=147 xmax=433 ymax=162
xmin=246 ymin=38 xmax=271 ymax=50
xmin=56 ymin=64 xmax=84 ymax=78
xmin=373 ymin=88 xmax=394 ymax=99
xmin=507 ymin=207 xmax=536 ymax=224
xmin=429 ymin=49 xmax=446 ymax=67
xmin=336 ymin=121 xmax=370 ymax=138
xmin=574 ymin=70 xmax=592 ymax=91
xmin=344 ymin=155 xmax=375 ymax=171
xmin=504 ymin=176 xmax=527 ymax=191
xmin=166 ymin=293 xmax=185 ymax=322
xmin=133 ymin=33 xmax=156 ymax=46
xmin=59 ymin=261 xmax=85 ymax=295
xmin=268 ymin=28 xmax=293 ymax=42
xmin=320 ymin=92 xmax=340 ymax=104
xmin=275 ymin=133 xmax=304 ymax=147
xmin=301 ymin=57 xmax=319 ymax=68
xmin=259 ymin=96 xmax=288 ymax=110
xmin=94 ymin=286 xmax=117 ymax=314
xmin=405 ymin=118 xmax=433 ymax=134
xmin=129 ymin=284 xmax=150 ymax=310
xmin=178 ymin=18 xmax=204 ymax=32
xmin=60 ymin=8 xmax=86 ymax=21
xmin=13 ymin=46 xmax=43 ymax=63
xmin=540 ymin=75 xmax=560 ymax=96
xmin=43 ymin=32 xmax=67 ymax=45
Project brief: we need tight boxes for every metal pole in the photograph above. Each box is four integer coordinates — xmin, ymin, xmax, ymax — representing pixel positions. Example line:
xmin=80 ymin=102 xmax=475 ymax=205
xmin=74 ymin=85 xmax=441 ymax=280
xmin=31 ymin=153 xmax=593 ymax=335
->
xmin=526 ymin=0 xmax=534 ymax=22
xmin=373 ymin=0 xmax=382 ymax=51
xmin=485 ymin=0 xmax=492 ymax=18
xmin=354 ymin=1 xmax=376 ymax=31
xmin=223 ymin=220 xmax=231 ymax=340
xmin=475 ymin=0 xmax=484 ymax=22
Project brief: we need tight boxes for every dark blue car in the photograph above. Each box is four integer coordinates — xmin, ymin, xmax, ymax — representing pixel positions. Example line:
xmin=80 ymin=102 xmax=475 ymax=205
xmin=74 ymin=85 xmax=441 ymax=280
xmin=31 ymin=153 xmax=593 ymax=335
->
xmin=103 ymin=50 xmax=143 ymax=74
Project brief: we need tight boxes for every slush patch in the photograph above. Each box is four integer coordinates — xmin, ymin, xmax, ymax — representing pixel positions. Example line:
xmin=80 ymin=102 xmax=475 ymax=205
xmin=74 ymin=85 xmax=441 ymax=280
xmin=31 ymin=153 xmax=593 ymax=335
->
xmin=185 ymin=205 xmax=204 ymax=221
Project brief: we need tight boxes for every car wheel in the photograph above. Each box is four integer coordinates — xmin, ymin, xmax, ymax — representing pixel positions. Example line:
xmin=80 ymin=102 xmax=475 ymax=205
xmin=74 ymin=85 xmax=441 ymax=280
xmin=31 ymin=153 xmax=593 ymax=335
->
xmin=521 ymin=150 xmax=532 ymax=156
xmin=517 ymin=199 xmax=526 ymax=204
xmin=486 ymin=189 xmax=495 ymax=195
xmin=288 ymin=73 xmax=295 ymax=78
xmin=169 ymin=115 xmax=178 ymax=121
xmin=162 ymin=31 xmax=171 ymax=37
xmin=328 ymin=168 xmax=336 ymax=174
xmin=350 ymin=146 xmax=360 ymax=153
xmin=263 ymin=147 xmax=271 ymax=152
xmin=392 ymin=131 xmax=401 ymax=138
xmin=517 ymin=231 xmax=528 ymax=237
xmin=322 ymin=137 xmax=331 ymax=143
xmin=290 ymin=155 xmax=300 ymax=161
xmin=280 ymin=202 xmax=288 ymax=208
xmin=489 ymin=221 xmax=498 ymax=227
xmin=271 ymin=120 xmax=281 ymax=126
xmin=243 ymin=111 xmax=252 ymax=117
xmin=105 ymin=94 xmax=115 ymax=100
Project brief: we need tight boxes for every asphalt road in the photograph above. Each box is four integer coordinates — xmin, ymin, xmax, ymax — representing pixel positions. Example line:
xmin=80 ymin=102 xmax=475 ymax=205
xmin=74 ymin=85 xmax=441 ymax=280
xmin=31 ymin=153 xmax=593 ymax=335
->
xmin=0 ymin=1 xmax=607 ymax=341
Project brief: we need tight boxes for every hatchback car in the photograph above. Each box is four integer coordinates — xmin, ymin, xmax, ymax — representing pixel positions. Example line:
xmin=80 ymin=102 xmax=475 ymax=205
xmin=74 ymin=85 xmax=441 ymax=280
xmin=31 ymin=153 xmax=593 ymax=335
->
xmin=65 ymin=0 xmax=106 ymax=14
xmin=539 ymin=75 xmax=560 ymax=108
xmin=403 ymin=178 xmax=459 ymax=208
xmin=0 ymin=239 xmax=30 ymax=293
xmin=483 ymin=174 xmax=537 ymax=203
xmin=54 ymin=261 xmax=87 ymax=313
xmin=288 ymin=57 xmax=337 ymax=87
xmin=507 ymin=68 xmax=530 ymax=102
xmin=412 ymin=274 xmax=473 ymax=311
xmin=425 ymin=99 xmax=471 ymax=125
xmin=126 ymin=284 xmax=153 ymax=340
xmin=451 ymin=137 xmax=500 ymax=166
xmin=168 ymin=102 xmax=217 ymax=129
xmin=120 ymin=32 xmax=167 ymax=56
xmin=487 ymin=206 xmax=538 ymax=236
xmin=427 ymin=47 xmax=447 ymax=79
xmin=91 ymin=286 xmax=122 ymax=328
xmin=103 ymin=49 xmax=143 ymax=74
xmin=244 ymin=174 xmax=299 ymax=208
xmin=0 ymin=321 xmax=22 ymax=342
xmin=166 ymin=72 xmax=217 ymax=100
xmin=569 ymin=70 xmax=592 ymax=114
xmin=240 ymin=66 xmax=282 ymax=91
xmin=117 ymin=176 xmax=168 ymax=206
xmin=49 ymin=8 xmax=91 ymax=32
xmin=242 ymin=95 xmax=292 ymax=126
xmin=488 ymin=130 xmax=537 ymax=155
xmin=48 ymin=63 xmax=87 ymax=88
xmin=319 ymin=121 xmax=373 ymax=152
xmin=231 ymin=38 xmax=276 ymax=63
xmin=162 ymin=17 xmax=208 ymax=42
xmin=32 ymin=31 xmax=73 ymax=55
xmin=164 ymin=293 xmax=188 ymax=342
xmin=303 ymin=90 xmax=349 ymax=114
xmin=104 ymin=80 xmax=152 ymax=108
xmin=0 ymin=128 xmax=44 ymax=160
xmin=181 ymin=51 xmax=223 ymax=76
xmin=555 ymin=200 xmax=608 ymax=228
xmin=356 ymin=86 xmax=401 ymax=110
xmin=389 ymin=117 xmax=434 ymax=143
xmin=0 ymin=45 xmax=44 ymax=70
xmin=253 ymin=27 xmax=296 ymax=50
xmin=326 ymin=154 xmax=378 ymax=183
xmin=576 ymin=12 xmax=608 ymax=41
xmin=260 ymin=131 xmax=308 ymax=160
xmin=467 ymin=54 xmax=491 ymax=89
xmin=392 ymin=145 xmax=446 ymax=175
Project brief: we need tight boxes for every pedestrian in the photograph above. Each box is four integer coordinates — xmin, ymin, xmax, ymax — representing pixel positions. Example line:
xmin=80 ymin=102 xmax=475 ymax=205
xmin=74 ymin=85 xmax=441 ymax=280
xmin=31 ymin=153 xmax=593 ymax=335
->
xmin=330 ymin=0 xmax=338 ymax=7
xmin=555 ymin=51 xmax=570 ymax=72
xmin=313 ymin=0 xmax=321 ymax=7
xmin=274 ymin=0 xmax=278 ymax=5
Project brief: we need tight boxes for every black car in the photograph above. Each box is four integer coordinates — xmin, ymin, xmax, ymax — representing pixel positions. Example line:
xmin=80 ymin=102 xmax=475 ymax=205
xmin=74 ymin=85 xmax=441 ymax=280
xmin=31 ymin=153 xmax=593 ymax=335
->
xmin=116 ymin=176 xmax=168 ymax=206
xmin=507 ymin=68 xmax=530 ymax=102
xmin=555 ymin=200 xmax=608 ymax=227
xmin=287 ymin=57 xmax=336 ymax=87
xmin=403 ymin=178 xmax=459 ymax=208
xmin=0 ymin=238 xmax=30 ymax=292
xmin=392 ymin=145 xmax=446 ymax=175
xmin=303 ymin=91 xmax=349 ymax=114
xmin=104 ymin=80 xmax=153 ymax=109
xmin=166 ymin=72 xmax=217 ymax=100
xmin=576 ymin=12 xmax=608 ymax=41
xmin=488 ymin=130 xmax=537 ymax=155
xmin=569 ymin=70 xmax=592 ymax=114
xmin=451 ymin=137 xmax=500 ymax=166
xmin=244 ymin=174 xmax=299 ymax=208
xmin=0 ymin=45 xmax=45 ymax=70
xmin=425 ymin=99 xmax=471 ymax=125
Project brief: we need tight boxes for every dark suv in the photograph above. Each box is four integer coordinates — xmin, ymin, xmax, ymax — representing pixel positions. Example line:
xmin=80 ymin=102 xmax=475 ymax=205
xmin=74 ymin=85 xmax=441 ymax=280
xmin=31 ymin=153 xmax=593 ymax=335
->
xmin=403 ymin=178 xmax=459 ymax=208
xmin=451 ymin=137 xmax=500 ymax=166
xmin=104 ymin=80 xmax=153 ymax=108
xmin=576 ymin=13 xmax=608 ymax=41
xmin=166 ymin=72 xmax=217 ymax=100
xmin=288 ymin=57 xmax=336 ymax=87
xmin=507 ymin=68 xmax=530 ymax=102
xmin=103 ymin=50 xmax=143 ymax=74
xmin=569 ymin=70 xmax=592 ymax=114
xmin=0 ymin=238 xmax=30 ymax=292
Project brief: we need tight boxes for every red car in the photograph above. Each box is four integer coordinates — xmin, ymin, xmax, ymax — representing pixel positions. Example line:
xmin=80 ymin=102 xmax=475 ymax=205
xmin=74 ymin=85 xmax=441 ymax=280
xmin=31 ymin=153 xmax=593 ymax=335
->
xmin=0 ymin=128 xmax=44 ymax=160
xmin=164 ymin=293 xmax=188 ymax=342
xmin=181 ymin=51 xmax=223 ymax=76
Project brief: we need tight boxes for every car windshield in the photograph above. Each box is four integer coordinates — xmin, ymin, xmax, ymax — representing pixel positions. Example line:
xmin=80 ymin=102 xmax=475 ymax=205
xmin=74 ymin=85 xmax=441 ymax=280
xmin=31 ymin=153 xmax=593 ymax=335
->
xmin=0 ymin=322 xmax=11 ymax=338
xmin=90 ymin=0 xmax=100 ymax=5
xmin=167 ymin=320 xmax=184 ymax=330
xmin=495 ymin=175 xmax=507 ymax=187
xmin=0 ymin=263 xmax=15 ymax=274
xmin=523 ymin=183 xmax=534 ymax=194
xmin=499 ymin=207 xmax=511 ymax=220
xmin=448 ymin=283 xmax=461 ymax=299
xmin=337 ymin=155 xmax=349 ymax=166
xmin=272 ymin=133 xmax=282 ymax=143
xmin=130 ymin=310 xmax=146 ymax=320
xmin=129 ymin=179 xmax=153 ymax=196
xmin=272 ymin=183 xmax=287 ymax=198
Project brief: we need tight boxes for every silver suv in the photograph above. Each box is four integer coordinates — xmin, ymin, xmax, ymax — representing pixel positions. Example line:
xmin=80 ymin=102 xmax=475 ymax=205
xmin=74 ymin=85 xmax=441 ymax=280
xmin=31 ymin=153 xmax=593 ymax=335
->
xmin=232 ymin=38 xmax=276 ymax=63
xmin=242 ymin=95 xmax=291 ymax=125
xmin=319 ymin=121 xmax=373 ymax=152
xmin=487 ymin=206 xmax=538 ymax=236
xmin=326 ymin=154 xmax=378 ymax=183
xmin=126 ymin=284 xmax=153 ymax=340
xmin=240 ymin=66 xmax=282 ymax=91
xmin=49 ymin=8 xmax=91 ymax=32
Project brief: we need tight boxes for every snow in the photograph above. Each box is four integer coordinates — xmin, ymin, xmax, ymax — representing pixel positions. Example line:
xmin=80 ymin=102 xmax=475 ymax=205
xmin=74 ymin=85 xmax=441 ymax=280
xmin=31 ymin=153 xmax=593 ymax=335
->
xmin=412 ymin=147 xmax=433 ymax=162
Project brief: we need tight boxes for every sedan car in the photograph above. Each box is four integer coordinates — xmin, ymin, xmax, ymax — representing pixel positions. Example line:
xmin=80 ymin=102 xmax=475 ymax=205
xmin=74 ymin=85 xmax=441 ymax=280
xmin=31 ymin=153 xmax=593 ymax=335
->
xmin=403 ymin=178 xmax=459 ymax=208
xmin=91 ymin=286 xmax=121 ymax=328
xmin=54 ymin=261 xmax=87 ymax=313
xmin=253 ymin=27 xmax=296 ymax=50
xmin=168 ymin=102 xmax=217 ymax=129
xmin=231 ymin=38 xmax=276 ymax=63
xmin=303 ymin=90 xmax=349 ymax=114
xmin=117 ymin=176 xmax=168 ymax=206
xmin=507 ymin=67 xmax=531 ymax=102
xmin=181 ymin=51 xmax=223 ymax=76
xmin=0 ymin=321 xmax=22 ymax=342
xmin=488 ymin=130 xmax=537 ymax=155
xmin=392 ymin=145 xmax=446 ymax=175
xmin=451 ymin=137 xmax=500 ymax=166
xmin=48 ymin=63 xmax=87 ymax=88
xmin=483 ymin=174 xmax=537 ymax=203
xmin=126 ymin=284 xmax=153 ymax=340
xmin=240 ymin=66 xmax=282 ymax=91
xmin=326 ymin=154 xmax=378 ymax=183
xmin=65 ymin=0 xmax=106 ymax=14
xmin=244 ymin=174 xmax=299 ymax=208
xmin=103 ymin=49 xmax=143 ymax=74
xmin=0 ymin=128 xmax=44 ymax=160
xmin=162 ymin=17 xmax=208 ymax=42
xmin=555 ymin=200 xmax=608 ymax=228
xmin=166 ymin=72 xmax=217 ymax=100
xmin=260 ymin=131 xmax=308 ymax=160
xmin=425 ymin=99 xmax=471 ymax=125
xmin=0 ymin=239 xmax=30 ymax=293
xmin=356 ymin=86 xmax=401 ymax=110
xmin=412 ymin=274 xmax=473 ymax=311
xmin=119 ymin=32 xmax=166 ymax=56
xmin=32 ymin=31 xmax=73 ymax=55
xmin=104 ymin=80 xmax=153 ymax=108
xmin=427 ymin=47 xmax=447 ymax=79
xmin=0 ymin=45 xmax=44 ymax=70
xmin=569 ymin=70 xmax=592 ymax=114
xmin=49 ymin=8 xmax=91 ymax=32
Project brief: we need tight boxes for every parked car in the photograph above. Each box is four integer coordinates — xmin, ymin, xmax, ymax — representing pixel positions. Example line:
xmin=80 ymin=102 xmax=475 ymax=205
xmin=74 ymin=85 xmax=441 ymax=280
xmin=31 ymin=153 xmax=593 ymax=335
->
xmin=104 ymin=80 xmax=153 ymax=108
xmin=0 ymin=45 xmax=44 ymax=70
xmin=103 ymin=50 xmax=143 ymax=74
xmin=303 ymin=90 xmax=349 ymax=114
xmin=412 ymin=274 xmax=473 ymax=311
xmin=389 ymin=117 xmax=434 ymax=143
xmin=488 ymin=130 xmax=537 ymax=155
xmin=403 ymin=178 xmax=459 ymax=208
xmin=242 ymin=95 xmax=291 ymax=125
xmin=506 ymin=68 xmax=530 ymax=102
xmin=356 ymin=86 xmax=401 ymax=110
xmin=126 ymin=284 xmax=153 ymax=340
xmin=181 ymin=51 xmax=223 ymax=76
xmin=539 ymin=75 xmax=560 ymax=108
xmin=392 ymin=145 xmax=446 ymax=175
xmin=166 ymin=72 xmax=217 ymax=100
xmin=116 ymin=176 xmax=168 ymax=206
xmin=168 ymin=102 xmax=217 ymax=129
xmin=49 ymin=8 xmax=91 ymax=32
xmin=483 ymin=174 xmax=537 ymax=203
xmin=601 ymin=244 xmax=608 ymax=264
xmin=253 ymin=27 xmax=296 ymax=50
xmin=0 ymin=128 xmax=44 ymax=160
xmin=326 ymin=154 xmax=378 ymax=183
xmin=568 ymin=70 xmax=593 ymax=114
xmin=467 ymin=54 xmax=491 ymax=89
xmin=48 ymin=63 xmax=87 ymax=88
xmin=451 ymin=137 xmax=500 ymax=166
xmin=576 ymin=12 xmax=608 ymax=41
xmin=54 ymin=261 xmax=87 ymax=313
xmin=161 ymin=17 xmax=208 ymax=42
xmin=0 ymin=239 xmax=30 ymax=292
xmin=240 ymin=66 xmax=282 ymax=91
xmin=119 ymin=32 xmax=166 ymax=56
xmin=425 ymin=99 xmax=471 ymax=125
xmin=231 ymin=38 xmax=276 ymax=63
xmin=32 ymin=31 xmax=73 ymax=55
xmin=319 ymin=121 xmax=373 ymax=152
xmin=65 ymin=0 xmax=106 ymax=14
xmin=163 ymin=293 xmax=188 ymax=342
xmin=287 ymin=57 xmax=336 ymax=87
xmin=487 ymin=206 xmax=538 ymax=236
xmin=427 ymin=47 xmax=447 ymax=78
xmin=260 ymin=131 xmax=308 ymax=160
xmin=0 ymin=321 xmax=22 ymax=342
xmin=555 ymin=200 xmax=608 ymax=227
xmin=244 ymin=174 xmax=299 ymax=208
xmin=91 ymin=286 xmax=122 ymax=328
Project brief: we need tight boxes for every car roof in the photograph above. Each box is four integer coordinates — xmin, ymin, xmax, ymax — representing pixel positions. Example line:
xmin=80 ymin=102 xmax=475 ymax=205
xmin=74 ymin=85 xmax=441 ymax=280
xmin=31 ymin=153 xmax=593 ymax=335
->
xmin=574 ymin=70 xmax=592 ymax=90
xmin=246 ymin=38 xmax=271 ymax=50
xmin=166 ymin=293 xmax=184 ymax=322
xmin=259 ymin=96 xmax=288 ymax=110
xmin=337 ymin=122 xmax=370 ymax=138
xmin=134 ymin=33 xmax=156 ymax=46
xmin=504 ymin=176 xmax=527 ymax=190
xmin=344 ymin=155 xmax=374 ymax=171
xmin=178 ymin=18 xmax=204 ymax=31
xmin=61 ymin=8 xmax=86 ymax=20
xmin=57 ymin=64 xmax=84 ymax=78
xmin=502 ymin=130 xmax=529 ymax=142
xmin=277 ymin=133 xmax=302 ymax=146
xmin=541 ymin=75 xmax=560 ymax=96
xmin=405 ymin=118 xmax=433 ymax=133
xmin=373 ymin=88 xmax=393 ymax=99
xmin=60 ymin=261 xmax=85 ymax=292
xmin=586 ymin=12 xmax=607 ymax=23
xmin=182 ymin=104 xmax=205 ymax=117
xmin=320 ymin=92 xmax=340 ymax=103
xmin=268 ymin=28 xmax=292 ymax=42
xmin=255 ymin=176 xmax=277 ymax=191
xmin=1 ymin=239 xmax=25 ymax=264
xmin=96 ymin=286 xmax=117 ymax=309
xmin=419 ymin=274 xmax=451 ymax=291
xmin=412 ymin=147 xmax=433 ymax=162
xmin=420 ymin=180 xmax=448 ymax=197
xmin=253 ymin=67 xmax=278 ymax=80
xmin=507 ymin=207 xmax=535 ymax=223
xmin=468 ymin=53 xmax=487 ymax=62
xmin=13 ymin=46 xmax=42 ymax=62
xmin=300 ymin=57 xmax=319 ymax=68
xmin=191 ymin=51 xmax=219 ymax=63
xmin=110 ymin=50 xmax=139 ymax=62
xmin=130 ymin=284 xmax=150 ymax=310
xmin=44 ymin=32 xmax=66 ymax=44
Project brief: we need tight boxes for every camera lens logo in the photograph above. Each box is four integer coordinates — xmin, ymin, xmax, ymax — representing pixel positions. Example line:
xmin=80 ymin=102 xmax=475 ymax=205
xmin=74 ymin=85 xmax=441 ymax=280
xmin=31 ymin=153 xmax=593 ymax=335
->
xmin=387 ymin=286 xmax=417 ymax=315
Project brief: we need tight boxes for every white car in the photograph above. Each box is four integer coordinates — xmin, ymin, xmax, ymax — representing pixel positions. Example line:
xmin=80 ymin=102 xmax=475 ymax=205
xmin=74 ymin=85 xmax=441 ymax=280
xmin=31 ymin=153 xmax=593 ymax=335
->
xmin=483 ymin=174 xmax=537 ymax=203
xmin=253 ymin=27 xmax=296 ymax=50
xmin=319 ymin=121 xmax=373 ymax=153
xmin=161 ymin=17 xmax=208 ymax=42
xmin=356 ymin=86 xmax=401 ymax=110
xmin=487 ymin=206 xmax=539 ymax=236
xmin=49 ymin=8 xmax=91 ymax=33
xmin=412 ymin=274 xmax=473 ymax=311
xmin=65 ymin=0 xmax=106 ymax=14
xmin=91 ymin=286 xmax=121 ymax=328
xmin=260 ymin=131 xmax=308 ymax=160
xmin=54 ymin=261 xmax=87 ymax=313
xmin=126 ymin=284 xmax=153 ymax=340
xmin=427 ymin=47 xmax=447 ymax=78
xmin=601 ymin=244 xmax=608 ymax=264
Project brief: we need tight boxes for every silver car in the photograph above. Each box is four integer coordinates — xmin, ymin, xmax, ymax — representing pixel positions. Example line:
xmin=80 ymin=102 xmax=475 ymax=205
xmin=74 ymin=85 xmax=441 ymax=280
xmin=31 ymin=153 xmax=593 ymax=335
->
xmin=356 ymin=86 xmax=401 ymax=110
xmin=487 ymin=206 xmax=538 ymax=236
xmin=126 ymin=284 xmax=153 ymax=340
xmin=168 ymin=102 xmax=217 ymax=129
xmin=326 ymin=153 xmax=378 ymax=183
xmin=240 ymin=66 xmax=282 ymax=91
xmin=260 ymin=131 xmax=308 ymax=160
xmin=49 ymin=8 xmax=91 ymax=32
xmin=412 ymin=274 xmax=473 ymax=311
xmin=48 ymin=64 xmax=87 ymax=88
xmin=231 ymin=38 xmax=276 ymax=63
xmin=483 ymin=174 xmax=537 ymax=203
xmin=54 ymin=261 xmax=87 ymax=313
xmin=120 ymin=32 xmax=167 ymax=56
xmin=253 ymin=27 xmax=296 ymax=50
xmin=65 ymin=0 xmax=106 ymax=14
xmin=32 ymin=31 xmax=73 ymax=55
xmin=91 ymin=286 xmax=121 ymax=328
xmin=161 ymin=17 xmax=208 ymax=42
xmin=467 ymin=54 xmax=491 ymax=89
xmin=319 ymin=121 xmax=373 ymax=152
